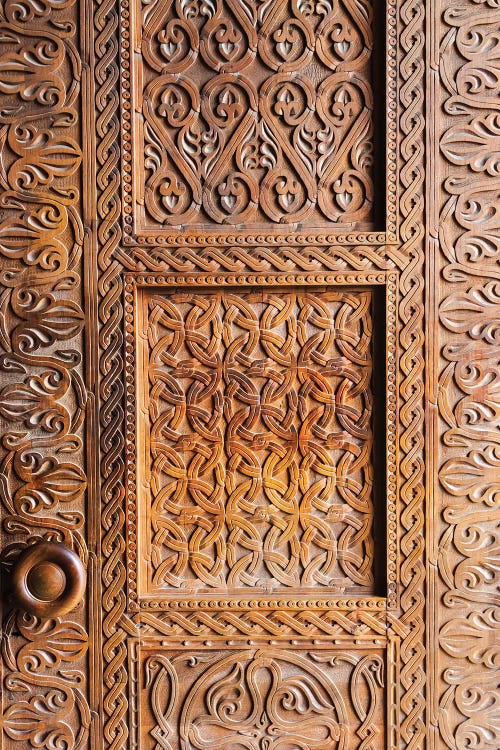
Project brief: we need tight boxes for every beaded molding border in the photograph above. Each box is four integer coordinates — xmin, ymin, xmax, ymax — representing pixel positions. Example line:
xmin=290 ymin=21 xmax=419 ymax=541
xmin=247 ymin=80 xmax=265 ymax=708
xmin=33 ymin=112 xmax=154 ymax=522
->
xmin=118 ymin=0 xmax=398 ymax=246
xmin=123 ymin=271 xmax=398 ymax=612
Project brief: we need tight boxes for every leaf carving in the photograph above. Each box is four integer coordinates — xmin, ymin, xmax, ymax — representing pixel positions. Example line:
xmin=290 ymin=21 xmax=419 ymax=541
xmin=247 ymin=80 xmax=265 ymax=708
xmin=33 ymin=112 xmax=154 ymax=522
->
xmin=440 ymin=446 xmax=500 ymax=506
xmin=0 ymin=370 xmax=70 ymax=432
xmin=13 ymin=455 xmax=87 ymax=512
xmin=439 ymin=609 xmax=500 ymax=667
xmin=8 ymin=124 xmax=82 ymax=189
xmin=3 ymin=691 xmax=76 ymax=748
xmin=10 ymin=290 xmax=84 ymax=353
xmin=0 ymin=204 xmax=68 ymax=273
xmin=441 ymin=114 xmax=500 ymax=175
xmin=16 ymin=616 xmax=89 ymax=673
xmin=439 ymin=281 xmax=500 ymax=341
xmin=0 ymin=33 xmax=65 ymax=116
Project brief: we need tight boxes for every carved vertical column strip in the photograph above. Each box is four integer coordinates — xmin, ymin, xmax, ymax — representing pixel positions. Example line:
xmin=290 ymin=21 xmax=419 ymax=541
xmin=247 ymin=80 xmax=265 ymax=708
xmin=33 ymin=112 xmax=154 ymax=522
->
xmin=82 ymin=0 xmax=103 ymax=740
xmin=94 ymin=0 xmax=127 ymax=748
xmin=398 ymin=0 xmax=426 ymax=748
xmin=425 ymin=1 xmax=440 ymax=748
xmin=0 ymin=0 xmax=90 ymax=748
xmin=436 ymin=3 xmax=500 ymax=750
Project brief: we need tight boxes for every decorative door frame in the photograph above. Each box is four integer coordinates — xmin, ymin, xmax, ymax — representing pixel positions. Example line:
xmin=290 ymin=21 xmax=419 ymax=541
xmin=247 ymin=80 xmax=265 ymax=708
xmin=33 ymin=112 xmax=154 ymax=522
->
xmin=0 ymin=2 xmax=497 ymax=750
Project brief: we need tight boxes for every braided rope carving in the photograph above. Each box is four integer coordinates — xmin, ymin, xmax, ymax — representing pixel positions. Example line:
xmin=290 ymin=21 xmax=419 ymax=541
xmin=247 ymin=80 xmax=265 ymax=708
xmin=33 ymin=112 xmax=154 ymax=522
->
xmin=398 ymin=1 xmax=426 ymax=748
xmin=95 ymin=1 xmax=128 ymax=748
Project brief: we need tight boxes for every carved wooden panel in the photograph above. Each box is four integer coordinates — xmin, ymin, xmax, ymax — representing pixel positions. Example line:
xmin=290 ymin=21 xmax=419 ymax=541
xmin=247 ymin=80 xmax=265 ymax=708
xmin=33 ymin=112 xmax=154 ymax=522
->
xmin=135 ymin=286 xmax=376 ymax=595
xmin=0 ymin=1 xmax=91 ymax=749
xmin=124 ymin=271 xmax=397 ymax=613
xmin=133 ymin=0 xmax=375 ymax=231
xmin=432 ymin=3 xmax=500 ymax=749
xmin=0 ymin=2 xmax=498 ymax=750
xmin=133 ymin=644 xmax=385 ymax=750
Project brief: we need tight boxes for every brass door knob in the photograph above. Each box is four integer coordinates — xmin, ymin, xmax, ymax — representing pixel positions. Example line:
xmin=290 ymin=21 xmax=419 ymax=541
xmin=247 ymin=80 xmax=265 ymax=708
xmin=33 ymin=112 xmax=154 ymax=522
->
xmin=11 ymin=542 xmax=85 ymax=617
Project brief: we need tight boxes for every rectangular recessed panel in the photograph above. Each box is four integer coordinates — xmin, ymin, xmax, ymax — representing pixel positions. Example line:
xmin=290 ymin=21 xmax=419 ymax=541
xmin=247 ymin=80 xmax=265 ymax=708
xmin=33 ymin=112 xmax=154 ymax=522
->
xmin=136 ymin=288 xmax=376 ymax=597
xmin=135 ymin=645 xmax=386 ymax=750
xmin=134 ymin=0 xmax=375 ymax=230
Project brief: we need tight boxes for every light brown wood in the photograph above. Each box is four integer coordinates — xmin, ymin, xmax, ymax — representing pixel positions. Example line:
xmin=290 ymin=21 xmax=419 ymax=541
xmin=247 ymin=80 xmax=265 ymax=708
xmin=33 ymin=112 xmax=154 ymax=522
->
xmin=0 ymin=1 xmax=498 ymax=750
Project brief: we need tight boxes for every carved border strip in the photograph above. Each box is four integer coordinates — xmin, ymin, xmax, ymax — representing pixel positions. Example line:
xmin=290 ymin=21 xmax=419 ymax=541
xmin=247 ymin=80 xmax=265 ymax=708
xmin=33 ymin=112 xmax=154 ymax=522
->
xmin=0 ymin=0 xmax=91 ymax=748
xmin=395 ymin=0 xmax=426 ymax=748
xmin=118 ymin=0 xmax=399 ymax=246
xmin=433 ymin=3 xmax=500 ymax=749
xmin=94 ymin=3 xmax=428 ymax=750
xmin=95 ymin=2 xmax=129 ymax=750
xmin=125 ymin=605 xmax=395 ymax=640
xmin=123 ymin=271 xmax=398 ymax=611
xmin=115 ymin=242 xmax=409 ymax=275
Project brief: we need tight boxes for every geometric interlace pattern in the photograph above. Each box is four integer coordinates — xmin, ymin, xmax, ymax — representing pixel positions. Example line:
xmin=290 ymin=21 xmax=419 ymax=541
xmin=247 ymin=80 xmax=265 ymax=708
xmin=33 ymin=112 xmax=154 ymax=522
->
xmin=145 ymin=290 xmax=375 ymax=593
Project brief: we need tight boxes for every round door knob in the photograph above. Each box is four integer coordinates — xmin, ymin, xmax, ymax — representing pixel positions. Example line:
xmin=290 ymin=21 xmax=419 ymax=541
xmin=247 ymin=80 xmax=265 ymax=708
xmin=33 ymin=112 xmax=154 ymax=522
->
xmin=11 ymin=542 xmax=85 ymax=617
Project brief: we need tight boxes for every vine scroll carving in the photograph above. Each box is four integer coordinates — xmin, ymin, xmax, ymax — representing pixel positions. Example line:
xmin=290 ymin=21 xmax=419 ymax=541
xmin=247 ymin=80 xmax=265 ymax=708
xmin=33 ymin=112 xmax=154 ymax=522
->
xmin=0 ymin=1 xmax=497 ymax=750
xmin=135 ymin=0 xmax=375 ymax=230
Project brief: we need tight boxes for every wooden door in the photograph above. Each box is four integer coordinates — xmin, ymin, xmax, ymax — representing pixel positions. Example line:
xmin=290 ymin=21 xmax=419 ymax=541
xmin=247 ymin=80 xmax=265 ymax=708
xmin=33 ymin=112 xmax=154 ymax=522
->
xmin=0 ymin=2 xmax=498 ymax=750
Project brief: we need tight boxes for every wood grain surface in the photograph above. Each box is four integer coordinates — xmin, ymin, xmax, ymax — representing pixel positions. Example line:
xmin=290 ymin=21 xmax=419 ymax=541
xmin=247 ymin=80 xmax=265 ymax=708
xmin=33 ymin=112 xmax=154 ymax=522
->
xmin=0 ymin=1 xmax=497 ymax=750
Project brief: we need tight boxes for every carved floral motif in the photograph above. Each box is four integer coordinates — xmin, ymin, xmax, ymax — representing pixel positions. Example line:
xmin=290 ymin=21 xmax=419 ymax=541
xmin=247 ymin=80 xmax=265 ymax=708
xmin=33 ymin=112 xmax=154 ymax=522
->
xmin=136 ymin=0 xmax=374 ymax=228
xmin=438 ymin=3 xmax=500 ymax=750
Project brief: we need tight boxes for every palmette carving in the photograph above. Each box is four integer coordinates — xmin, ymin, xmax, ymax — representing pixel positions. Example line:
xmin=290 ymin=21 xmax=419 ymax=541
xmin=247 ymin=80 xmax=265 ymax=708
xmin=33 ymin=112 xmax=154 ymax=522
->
xmin=0 ymin=1 xmax=89 ymax=749
xmin=136 ymin=0 xmax=374 ymax=229
xmin=138 ymin=289 xmax=375 ymax=595
xmin=1 ymin=613 xmax=89 ymax=749
xmin=436 ymin=3 xmax=500 ymax=750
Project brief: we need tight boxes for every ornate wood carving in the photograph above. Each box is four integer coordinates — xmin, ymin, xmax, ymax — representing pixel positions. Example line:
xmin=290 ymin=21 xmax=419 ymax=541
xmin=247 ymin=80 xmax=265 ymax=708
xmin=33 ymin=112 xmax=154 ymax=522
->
xmin=136 ymin=0 xmax=375 ymax=230
xmin=124 ymin=271 xmax=398 ymax=613
xmin=0 ymin=1 xmax=91 ymax=748
xmin=120 ymin=0 xmax=399 ymax=245
xmin=133 ymin=644 xmax=385 ymax=750
xmin=433 ymin=3 xmax=500 ymax=749
xmin=0 ymin=1 xmax=497 ymax=750
xmin=139 ymin=286 xmax=375 ymax=595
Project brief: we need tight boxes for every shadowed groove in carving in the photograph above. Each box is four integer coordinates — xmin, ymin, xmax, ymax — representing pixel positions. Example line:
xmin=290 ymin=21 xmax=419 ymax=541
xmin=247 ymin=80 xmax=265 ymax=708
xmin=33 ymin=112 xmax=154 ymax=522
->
xmin=133 ymin=0 xmax=376 ymax=230
xmin=139 ymin=288 xmax=376 ymax=595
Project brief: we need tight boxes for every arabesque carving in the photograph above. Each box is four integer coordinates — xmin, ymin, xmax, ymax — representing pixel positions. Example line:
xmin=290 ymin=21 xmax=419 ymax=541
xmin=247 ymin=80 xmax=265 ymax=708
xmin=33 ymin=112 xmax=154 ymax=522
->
xmin=436 ymin=3 xmax=500 ymax=749
xmin=132 ymin=0 xmax=375 ymax=230
xmin=136 ymin=646 xmax=384 ymax=750
xmin=0 ymin=0 xmax=90 ymax=747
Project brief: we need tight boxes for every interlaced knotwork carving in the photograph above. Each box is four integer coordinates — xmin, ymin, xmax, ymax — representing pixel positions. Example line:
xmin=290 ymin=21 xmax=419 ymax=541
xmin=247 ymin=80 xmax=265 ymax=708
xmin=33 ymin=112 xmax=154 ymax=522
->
xmin=136 ymin=0 xmax=374 ymax=229
xmin=397 ymin=0 xmax=426 ymax=746
xmin=140 ymin=289 xmax=375 ymax=594
xmin=95 ymin=0 xmax=129 ymax=747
